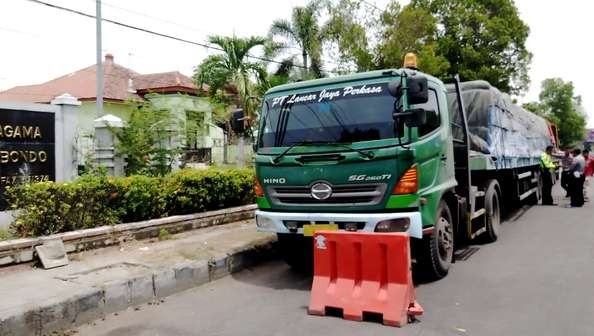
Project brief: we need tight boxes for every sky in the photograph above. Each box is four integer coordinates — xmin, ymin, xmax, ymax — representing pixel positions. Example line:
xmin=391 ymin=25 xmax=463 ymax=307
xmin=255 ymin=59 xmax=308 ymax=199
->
xmin=1 ymin=0 xmax=593 ymax=127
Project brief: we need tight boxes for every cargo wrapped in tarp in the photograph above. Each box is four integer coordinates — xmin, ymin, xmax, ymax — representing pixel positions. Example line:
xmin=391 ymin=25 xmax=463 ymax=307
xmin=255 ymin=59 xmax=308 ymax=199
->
xmin=446 ymin=80 xmax=552 ymax=169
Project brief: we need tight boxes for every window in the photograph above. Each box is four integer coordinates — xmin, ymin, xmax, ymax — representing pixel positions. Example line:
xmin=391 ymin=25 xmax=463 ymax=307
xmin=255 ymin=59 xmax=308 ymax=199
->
xmin=413 ymin=89 xmax=441 ymax=137
xmin=259 ymin=83 xmax=397 ymax=148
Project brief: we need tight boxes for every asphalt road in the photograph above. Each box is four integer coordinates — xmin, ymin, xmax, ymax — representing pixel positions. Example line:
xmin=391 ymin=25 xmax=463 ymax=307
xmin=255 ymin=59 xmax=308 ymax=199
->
xmin=75 ymin=185 xmax=594 ymax=336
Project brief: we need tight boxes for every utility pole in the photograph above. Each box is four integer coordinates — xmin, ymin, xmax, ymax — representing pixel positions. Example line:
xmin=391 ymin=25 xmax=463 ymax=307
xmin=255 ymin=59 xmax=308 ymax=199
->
xmin=96 ymin=0 xmax=103 ymax=117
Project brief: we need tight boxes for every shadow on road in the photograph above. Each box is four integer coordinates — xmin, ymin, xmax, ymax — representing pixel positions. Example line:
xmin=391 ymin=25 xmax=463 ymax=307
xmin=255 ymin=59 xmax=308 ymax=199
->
xmin=232 ymin=260 xmax=313 ymax=291
xmin=238 ymin=201 xmax=540 ymax=289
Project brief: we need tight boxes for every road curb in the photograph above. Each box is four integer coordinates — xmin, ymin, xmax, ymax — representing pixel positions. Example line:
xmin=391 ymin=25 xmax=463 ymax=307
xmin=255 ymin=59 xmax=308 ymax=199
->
xmin=0 ymin=236 xmax=277 ymax=336
xmin=0 ymin=204 xmax=257 ymax=267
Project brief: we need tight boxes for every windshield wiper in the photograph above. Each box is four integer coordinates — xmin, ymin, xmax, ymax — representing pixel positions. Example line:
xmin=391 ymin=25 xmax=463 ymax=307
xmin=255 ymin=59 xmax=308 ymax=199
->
xmin=271 ymin=140 xmax=375 ymax=164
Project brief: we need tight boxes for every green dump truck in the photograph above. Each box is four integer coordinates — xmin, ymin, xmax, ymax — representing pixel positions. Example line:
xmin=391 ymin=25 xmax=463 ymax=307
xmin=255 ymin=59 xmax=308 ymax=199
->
xmin=254 ymin=56 xmax=554 ymax=279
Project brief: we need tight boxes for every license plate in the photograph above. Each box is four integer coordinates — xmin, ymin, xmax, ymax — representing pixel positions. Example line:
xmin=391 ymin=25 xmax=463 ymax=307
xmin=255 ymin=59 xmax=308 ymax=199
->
xmin=302 ymin=224 xmax=339 ymax=236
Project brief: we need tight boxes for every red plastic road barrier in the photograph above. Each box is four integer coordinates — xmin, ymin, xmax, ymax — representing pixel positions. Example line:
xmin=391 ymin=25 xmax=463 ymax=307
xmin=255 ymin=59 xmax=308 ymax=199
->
xmin=308 ymin=231 xmax=423 ymax=327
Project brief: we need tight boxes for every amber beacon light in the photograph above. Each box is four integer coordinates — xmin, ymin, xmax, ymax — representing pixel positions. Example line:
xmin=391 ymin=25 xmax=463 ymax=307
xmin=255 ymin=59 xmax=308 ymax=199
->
xmin=403 ymin=53 xmax=418 ymax=69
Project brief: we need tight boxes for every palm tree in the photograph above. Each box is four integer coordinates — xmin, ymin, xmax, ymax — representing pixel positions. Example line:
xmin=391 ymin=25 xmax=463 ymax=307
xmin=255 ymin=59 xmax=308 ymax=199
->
xmin=269 ymin=1 xmax=325 ymax=77
xmin=195 ymin=35 xmax=268 ymax=119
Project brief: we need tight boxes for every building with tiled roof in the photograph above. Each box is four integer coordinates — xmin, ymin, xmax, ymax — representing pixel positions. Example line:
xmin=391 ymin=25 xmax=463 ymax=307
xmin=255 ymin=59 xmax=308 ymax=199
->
xmin=0 ymin=54 xmax=204 ymax=103
xmin=0 ymin=54 xmax=224 ymax=166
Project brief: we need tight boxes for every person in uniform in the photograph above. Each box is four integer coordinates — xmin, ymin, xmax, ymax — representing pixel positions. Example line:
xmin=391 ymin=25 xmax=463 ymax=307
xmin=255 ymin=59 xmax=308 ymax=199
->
xmin=567 ymin=148 xmax=585 ymax=207
xmin=561 ymin=149 xmax=574 ymax=197
xmin=540 ymin=146 xmax=556 ymax=205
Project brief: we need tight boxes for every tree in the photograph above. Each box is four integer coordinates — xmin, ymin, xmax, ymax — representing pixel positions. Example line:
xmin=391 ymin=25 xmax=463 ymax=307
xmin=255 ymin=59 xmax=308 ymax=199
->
xmin=414 ymin=0 xmax=532 ymax=94
xmin=321 ymin=1 xmax=448 ymax=75
xmin=111 ymin=99 xmax=181 ymax=176
xmin=194 ymin=35 xmax=268 ymax=121
xmin=269 ymin=0 xmax=325 ymax=78
xmin=323 ymin=0 xmax=374 ymax=72
xmin=529 ymin=78 xmax=586 ymax=147
xmin=375 ymin=2 xmax=449 ymax=76
xmin=255 ymin=58 xmax=295 ymax=96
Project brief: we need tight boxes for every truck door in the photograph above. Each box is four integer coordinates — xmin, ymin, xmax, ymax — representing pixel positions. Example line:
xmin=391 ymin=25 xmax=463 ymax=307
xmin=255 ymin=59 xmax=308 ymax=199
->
xmin=412 ymin=88 xmax=449 ymax=196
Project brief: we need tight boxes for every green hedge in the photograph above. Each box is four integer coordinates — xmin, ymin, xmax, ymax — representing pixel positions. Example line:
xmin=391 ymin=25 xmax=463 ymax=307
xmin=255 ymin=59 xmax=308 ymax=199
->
xmin=5 ymin=168 xmax=254 ymax=238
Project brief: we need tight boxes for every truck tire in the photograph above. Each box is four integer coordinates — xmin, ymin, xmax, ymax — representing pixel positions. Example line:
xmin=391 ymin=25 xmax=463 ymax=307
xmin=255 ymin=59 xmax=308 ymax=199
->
xmin=276 ymin=233 xmax=313 ymax=272
xmin=483 ymin=180 xmax=501 ymax=242
xmin=418 ymin=200 xmax=454 ymax=280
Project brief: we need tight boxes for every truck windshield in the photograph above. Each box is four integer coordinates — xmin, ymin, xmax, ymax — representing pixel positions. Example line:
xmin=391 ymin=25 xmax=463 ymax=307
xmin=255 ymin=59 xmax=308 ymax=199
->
xmin=258 ymin=83 xmax=397 ymax=148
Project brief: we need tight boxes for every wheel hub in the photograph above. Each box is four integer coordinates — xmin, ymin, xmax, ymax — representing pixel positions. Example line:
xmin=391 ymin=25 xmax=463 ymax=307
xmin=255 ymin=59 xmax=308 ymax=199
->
xmin=437 ymin=217 xmax=453 ymax=262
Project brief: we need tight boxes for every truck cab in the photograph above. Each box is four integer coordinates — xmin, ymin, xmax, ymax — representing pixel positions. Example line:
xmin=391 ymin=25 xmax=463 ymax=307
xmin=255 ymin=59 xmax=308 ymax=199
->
xmin=254 ymin=58 xmax=462 ymax=278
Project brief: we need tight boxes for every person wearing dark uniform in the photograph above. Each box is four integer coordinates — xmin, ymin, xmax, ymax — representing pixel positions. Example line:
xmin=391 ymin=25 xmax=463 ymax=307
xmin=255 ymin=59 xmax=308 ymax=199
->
xmin=568 ymin=148 xmax=585 ymax=207
xmin=560 ymin=149 xmax=573 ymax=197
xmin=540 ymin=146 xmax=556 ymax=205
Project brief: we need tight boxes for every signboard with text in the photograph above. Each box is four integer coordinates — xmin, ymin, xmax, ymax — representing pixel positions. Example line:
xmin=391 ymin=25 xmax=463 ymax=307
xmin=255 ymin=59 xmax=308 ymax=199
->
xmin=0 ymin=108 xmax=55 ymax=210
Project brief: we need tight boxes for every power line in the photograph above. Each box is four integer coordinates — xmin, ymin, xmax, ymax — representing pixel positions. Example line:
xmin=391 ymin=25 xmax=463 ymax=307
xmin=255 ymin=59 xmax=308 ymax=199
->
xmin=91 ymin=0 xmax=342 ymax=69
xmin=360 ymin=0 xmax=382 ymax=12
xmin=24 ymin=0 xmax=310 ymax=70
xmin=0 ymin=26 xmax=40 ymax=37
xmin=84 ymin=0 xmax=208 ymax=35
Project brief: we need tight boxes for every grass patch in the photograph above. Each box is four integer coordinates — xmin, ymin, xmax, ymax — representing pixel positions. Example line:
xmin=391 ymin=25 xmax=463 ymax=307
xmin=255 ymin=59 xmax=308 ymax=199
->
xmin=0 ymin=228 xmax=15 ymax=241
xmin=158 ymin=228 xmax=172 ymax=241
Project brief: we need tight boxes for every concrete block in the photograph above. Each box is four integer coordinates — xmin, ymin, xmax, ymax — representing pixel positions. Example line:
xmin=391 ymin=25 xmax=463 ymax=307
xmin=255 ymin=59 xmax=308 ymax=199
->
xmin=16 ymin=249 xmax=33 ymax=263
xmin=128 ymin=274 xmax=155 ymax=306
xmin=153 ymin=269 xmax=176 ymax=298
xmin=0 ymin=308 xmax=39 ymax=336
xmin=103 ymin=280 xmax=130 ymax=314
xmin=0 ymin=255 xmax=15 ymax=266
xmin=228 ymin=249 xmax=250 ymax=273
xmin=190 ymin=260 xmax=209 ymax=286
xmin=35 ymin=239 xmax=69 ymax=269
xmin=173 ymin=263 xmax=194 ymax=291
xmin=73 ymin=289 xmax=105 ymax=325
xmin=38 ymin=289 xmax=103 ymax=332
xmin=64 ymin=243 xmax=77 ymax=253
xmin=209 ymin=254 xmax=230 ymax=281
xmin=39 ymin=297 xmax=77 ymax=332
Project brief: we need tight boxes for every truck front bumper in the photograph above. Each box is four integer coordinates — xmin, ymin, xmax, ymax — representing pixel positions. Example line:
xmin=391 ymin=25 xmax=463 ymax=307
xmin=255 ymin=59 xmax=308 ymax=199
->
xmin=255 ymin=210 xmax=423 ymax=239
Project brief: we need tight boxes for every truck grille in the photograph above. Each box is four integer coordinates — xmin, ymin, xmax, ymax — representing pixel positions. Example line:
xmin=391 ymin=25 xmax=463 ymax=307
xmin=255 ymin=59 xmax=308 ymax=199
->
xmin=268 ymin=183 xmax=386 ymax=206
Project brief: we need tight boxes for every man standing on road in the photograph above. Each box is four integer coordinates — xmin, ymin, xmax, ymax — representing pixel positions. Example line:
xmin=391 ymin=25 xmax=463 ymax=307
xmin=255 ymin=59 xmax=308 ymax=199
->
xmin=540 ymin=146 xmax=557 ymax=205
xmin=567 ymin=148 xmax=585 ymax=208
xmin=561 ymin=149 xmax=574 ymax=197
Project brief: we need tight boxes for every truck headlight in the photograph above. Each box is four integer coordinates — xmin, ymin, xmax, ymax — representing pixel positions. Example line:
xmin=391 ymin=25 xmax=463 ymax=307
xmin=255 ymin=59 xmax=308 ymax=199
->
xmin=375 ymin=218 xmax=410 ymax=232
xmin=256 ymin=215 xmax=276 ymax=231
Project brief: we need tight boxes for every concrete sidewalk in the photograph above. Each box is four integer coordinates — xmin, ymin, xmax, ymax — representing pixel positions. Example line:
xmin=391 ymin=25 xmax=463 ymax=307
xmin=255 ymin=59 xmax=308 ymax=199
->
xmin=0 ymin=220 xmax=275 ymax=336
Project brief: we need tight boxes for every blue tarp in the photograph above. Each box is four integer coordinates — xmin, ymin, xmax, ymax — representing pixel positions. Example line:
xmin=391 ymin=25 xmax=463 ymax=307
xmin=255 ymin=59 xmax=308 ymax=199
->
xmin=446 ymin=81 xmax=552 ymax=169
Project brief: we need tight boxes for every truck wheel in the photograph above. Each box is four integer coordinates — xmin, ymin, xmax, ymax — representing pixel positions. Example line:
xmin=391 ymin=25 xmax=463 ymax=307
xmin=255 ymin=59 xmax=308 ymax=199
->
xmin=276 ymin=233 xmax=313 ymax=272
xmin=483 ymin=180 xmax=501 ymax=242
xmin=418 ymin=200 xmax=453 ymax=280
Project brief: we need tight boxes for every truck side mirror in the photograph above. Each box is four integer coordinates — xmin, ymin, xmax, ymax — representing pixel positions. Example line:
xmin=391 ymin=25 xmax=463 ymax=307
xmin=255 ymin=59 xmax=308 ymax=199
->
xmin=388 ymin=81 xmax=402 ymax=98
xmin=387 ymin=76 xmax=428 ymax=105
xmin=231 ymin=109 xmax=245 ymax=134
xmin=407 ymin=76 xmax=429 ymax=105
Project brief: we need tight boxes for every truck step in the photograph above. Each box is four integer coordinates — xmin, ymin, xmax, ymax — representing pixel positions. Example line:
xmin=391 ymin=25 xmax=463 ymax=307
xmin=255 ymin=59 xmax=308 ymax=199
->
xmin=474 ymin=191 xmax=485 ymax=197
xmin=471 ymin=208 xmax=486 ymax=220
xmin=519 ymin=187 xmax=537 ymax=201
